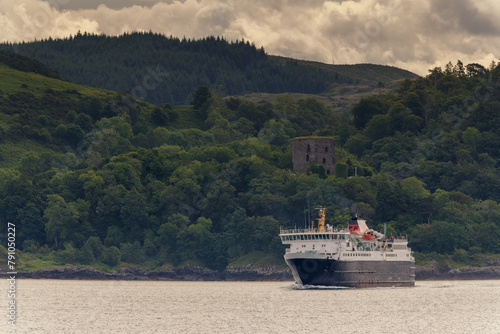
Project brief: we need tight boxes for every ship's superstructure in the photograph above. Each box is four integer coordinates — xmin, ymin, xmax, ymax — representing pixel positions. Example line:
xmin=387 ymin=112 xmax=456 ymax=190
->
xmin=279 ymin=208 xmax=415 ymax=287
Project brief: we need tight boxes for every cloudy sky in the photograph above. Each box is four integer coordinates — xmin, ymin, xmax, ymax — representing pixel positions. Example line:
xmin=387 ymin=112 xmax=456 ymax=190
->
xmin=1 ymin=0 xmax=499 ymax=75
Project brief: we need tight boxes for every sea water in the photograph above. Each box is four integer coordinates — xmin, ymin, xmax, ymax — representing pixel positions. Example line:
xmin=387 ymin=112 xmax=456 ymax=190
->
xmin=1 ymin=279 xmax=499 ymax=333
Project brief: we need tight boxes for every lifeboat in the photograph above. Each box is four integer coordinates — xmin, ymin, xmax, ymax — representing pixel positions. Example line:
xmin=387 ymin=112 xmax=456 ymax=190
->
xmin=363 ymin=230 xmax=375 ymax=240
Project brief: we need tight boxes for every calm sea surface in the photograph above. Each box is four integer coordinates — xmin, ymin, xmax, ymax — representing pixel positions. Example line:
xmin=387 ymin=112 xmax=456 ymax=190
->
xmin=1 ymin=279 xmax=499 ymax=334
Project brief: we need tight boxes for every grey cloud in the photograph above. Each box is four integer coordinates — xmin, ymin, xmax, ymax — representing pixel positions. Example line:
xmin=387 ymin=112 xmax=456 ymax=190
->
xmin=51 ymin=0 xmax=170 ymax=10
xmin=428 ymin=0 xmax=500 ymax=35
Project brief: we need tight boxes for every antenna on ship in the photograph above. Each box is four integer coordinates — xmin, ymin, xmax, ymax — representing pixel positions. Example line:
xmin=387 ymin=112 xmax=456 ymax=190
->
xmin=303 ymin=204 xmax=307 ymax=229
xmin=308 ymin=199 xmax=311 ymax=230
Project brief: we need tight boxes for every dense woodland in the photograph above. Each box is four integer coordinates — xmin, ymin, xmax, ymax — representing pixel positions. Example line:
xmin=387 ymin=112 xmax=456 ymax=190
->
xmin=0 ymin=48 xmax=500 ymax=272
xmin=0 ymin=32 xmax=416 ymax=106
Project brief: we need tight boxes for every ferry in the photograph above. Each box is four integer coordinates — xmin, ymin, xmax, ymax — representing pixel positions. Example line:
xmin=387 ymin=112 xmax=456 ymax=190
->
xmin=279 ymin=208 xmax=415 ymax=288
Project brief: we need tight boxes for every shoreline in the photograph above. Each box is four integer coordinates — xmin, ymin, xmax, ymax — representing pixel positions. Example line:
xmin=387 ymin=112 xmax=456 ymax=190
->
xmin=2 ymin=263 xmax=500 ymax=281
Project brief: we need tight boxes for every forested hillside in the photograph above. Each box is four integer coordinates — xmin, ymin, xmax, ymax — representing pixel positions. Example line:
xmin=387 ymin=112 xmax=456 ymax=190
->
xmin=0 ymin=51 xmax=499 ymax=273
xmin=0 ymin=32 xmax=417 ymax=106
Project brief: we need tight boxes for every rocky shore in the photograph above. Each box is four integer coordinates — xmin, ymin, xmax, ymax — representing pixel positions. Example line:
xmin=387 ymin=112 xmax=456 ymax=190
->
xmin=0 ymin=264 xmax=293 ymax=281
xmin=2 ymin=262 xmax=500 ymax=281
xmin=415 ymin=260 xmax=500 ymax=280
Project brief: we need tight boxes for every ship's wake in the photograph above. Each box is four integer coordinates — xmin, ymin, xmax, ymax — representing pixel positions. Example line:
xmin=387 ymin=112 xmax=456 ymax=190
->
xmin=287 ymin=283 xmax=351 ymax=290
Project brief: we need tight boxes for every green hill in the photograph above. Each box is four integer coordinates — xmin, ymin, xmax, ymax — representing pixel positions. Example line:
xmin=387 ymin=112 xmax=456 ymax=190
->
xmin=0 ymin=62 xmax=112 ymax=167
xmin=0 ymin=51 xmax=499 ymax=275
xmin=0 ymin=32 xmax=417 ymax=106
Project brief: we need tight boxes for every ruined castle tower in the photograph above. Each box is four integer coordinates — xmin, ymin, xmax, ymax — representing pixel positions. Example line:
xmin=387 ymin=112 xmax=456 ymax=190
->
xmin=292 ymin=137 xmax=336 ymax=174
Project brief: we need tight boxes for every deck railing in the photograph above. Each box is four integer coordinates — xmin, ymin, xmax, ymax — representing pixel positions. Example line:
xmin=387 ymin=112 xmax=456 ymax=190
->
xmin=279 ymin=227 xmax=347 ymax=234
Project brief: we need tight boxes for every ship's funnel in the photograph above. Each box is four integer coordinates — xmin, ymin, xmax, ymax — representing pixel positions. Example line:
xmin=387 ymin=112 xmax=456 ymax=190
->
xmin=348 ymin=215 xmax=369 ymax=233
xmin=356 ymin=219 xmax=369 ymax=234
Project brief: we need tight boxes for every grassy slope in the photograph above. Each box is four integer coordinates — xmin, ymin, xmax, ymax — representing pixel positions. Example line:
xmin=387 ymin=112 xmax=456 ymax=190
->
xmin=0 ymin=63 xmax=117 ymax=168
xmin=0 ymin=63 xmax=115 ymax=99
xmin=269 ymin=55 xmax=419 ymax=83
xmin=237 ymin=82 xmax=401 ymax=113
xmin=240 ymin=58 xmax=417 ymax=112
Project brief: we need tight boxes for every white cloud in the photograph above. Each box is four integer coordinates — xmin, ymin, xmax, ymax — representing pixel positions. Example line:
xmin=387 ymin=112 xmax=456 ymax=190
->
xmin=1 ymin=0 xmax=500 ymax=75
xmin=0 ymin=0 xmax=99 ymax=43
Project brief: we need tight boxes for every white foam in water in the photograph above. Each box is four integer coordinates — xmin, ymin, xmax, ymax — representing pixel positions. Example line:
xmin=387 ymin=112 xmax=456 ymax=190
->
xmin=288 ymin=283 xmax=351 ymax=290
